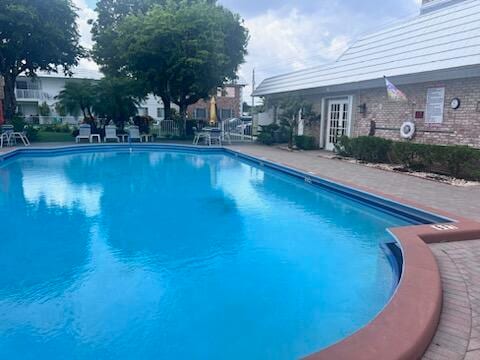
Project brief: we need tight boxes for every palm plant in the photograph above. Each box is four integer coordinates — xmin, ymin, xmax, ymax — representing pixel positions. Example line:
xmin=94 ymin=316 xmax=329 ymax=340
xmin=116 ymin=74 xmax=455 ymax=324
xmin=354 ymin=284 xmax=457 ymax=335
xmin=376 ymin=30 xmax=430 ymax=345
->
xmin=55 ymin=80 xmax=97 ymax=119
xmin=93 ymin=77 xmax=144 ymax=129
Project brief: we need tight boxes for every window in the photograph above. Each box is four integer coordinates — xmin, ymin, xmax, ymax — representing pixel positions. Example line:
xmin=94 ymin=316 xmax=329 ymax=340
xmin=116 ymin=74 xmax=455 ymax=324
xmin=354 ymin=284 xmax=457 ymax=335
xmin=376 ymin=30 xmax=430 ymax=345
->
xmin=16 ymin=81 xmax=28 ymax=90
xmin=138 ymin=107 xmax=148 ymax=116
xmin=217 ymin=87 xmax=236 ymax=98
xmin=224 ymin=87 xmax=236 ymax=98
xmin=15 ymin=80 xmax=40 ymax=90
xmin=157 ymin=108 xmax=165 ymax=119
xmin=221 ymin=108 xmax=233 ymax=119
xmin=195 ymin=108 xmax=207 ymax=120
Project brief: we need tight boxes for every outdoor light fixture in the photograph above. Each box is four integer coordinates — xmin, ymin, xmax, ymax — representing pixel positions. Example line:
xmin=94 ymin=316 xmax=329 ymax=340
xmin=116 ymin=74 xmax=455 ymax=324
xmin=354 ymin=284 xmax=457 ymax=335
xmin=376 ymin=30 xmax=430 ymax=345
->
xmin=358 ymin=103 xmax=367 ymax=115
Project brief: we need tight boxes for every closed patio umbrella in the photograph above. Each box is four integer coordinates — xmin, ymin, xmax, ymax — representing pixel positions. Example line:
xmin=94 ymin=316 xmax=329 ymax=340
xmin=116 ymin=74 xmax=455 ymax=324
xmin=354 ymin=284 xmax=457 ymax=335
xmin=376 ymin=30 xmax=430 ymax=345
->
xmin=209 ymin=96 xmax=217 ymax=126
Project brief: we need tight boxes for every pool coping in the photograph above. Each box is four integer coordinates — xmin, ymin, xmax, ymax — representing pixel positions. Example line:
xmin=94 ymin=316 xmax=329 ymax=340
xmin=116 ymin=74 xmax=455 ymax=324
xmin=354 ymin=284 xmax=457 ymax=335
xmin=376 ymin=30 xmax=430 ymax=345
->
xmin=3 ymin=143 xmax=480 ymax=360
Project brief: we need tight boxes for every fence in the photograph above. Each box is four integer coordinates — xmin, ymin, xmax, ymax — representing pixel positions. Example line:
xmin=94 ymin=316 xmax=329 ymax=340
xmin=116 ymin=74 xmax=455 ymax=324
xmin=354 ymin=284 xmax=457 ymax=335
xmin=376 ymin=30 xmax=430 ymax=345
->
xmin=221 ymin=118 xmax=255 ymax=142
xmin=23 ymin=116 xmax=81 ymax=125
xmin=152 ymin=120 xmax=180 ymax=137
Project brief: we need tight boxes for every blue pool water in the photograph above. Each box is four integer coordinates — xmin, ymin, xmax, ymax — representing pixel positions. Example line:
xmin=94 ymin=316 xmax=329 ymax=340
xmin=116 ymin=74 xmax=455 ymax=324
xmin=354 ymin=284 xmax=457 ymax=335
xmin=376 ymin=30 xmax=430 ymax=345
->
xmin=0 ymin=149 xmax=412 ymax=359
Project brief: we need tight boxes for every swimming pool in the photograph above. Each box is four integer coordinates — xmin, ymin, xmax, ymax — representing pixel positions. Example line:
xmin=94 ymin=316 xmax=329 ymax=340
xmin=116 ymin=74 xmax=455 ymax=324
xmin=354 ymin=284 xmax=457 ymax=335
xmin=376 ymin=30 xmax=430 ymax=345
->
xmin=0 ymin=146 xmax=442 ymax=359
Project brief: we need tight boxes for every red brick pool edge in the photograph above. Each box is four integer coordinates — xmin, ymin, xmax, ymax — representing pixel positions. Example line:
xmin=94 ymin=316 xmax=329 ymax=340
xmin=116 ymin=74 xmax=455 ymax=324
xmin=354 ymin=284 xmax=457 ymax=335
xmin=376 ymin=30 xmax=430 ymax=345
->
xmin=305 ymin=217 xmax=480 ymax=360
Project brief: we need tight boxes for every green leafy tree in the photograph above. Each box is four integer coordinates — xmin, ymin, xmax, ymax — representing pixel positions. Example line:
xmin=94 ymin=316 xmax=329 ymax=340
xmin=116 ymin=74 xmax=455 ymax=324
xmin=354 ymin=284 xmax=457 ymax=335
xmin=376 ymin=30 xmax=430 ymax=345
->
xmin=0 ymin=0 xmax=84 ymax=120
xmin=90 ymin=0 xmax=164 ymax=76
xmin=113 ymin=0 xmax=248 ymax=132
xmin=93 ymin=77 xmax=145 ymax=129
xmin=56 ymin=80 xmax=97 ymax=119
xmin=277 ymin=96 xmax=317 ymax=148
xmin=38 ymin=102 xmax=51 ymax=117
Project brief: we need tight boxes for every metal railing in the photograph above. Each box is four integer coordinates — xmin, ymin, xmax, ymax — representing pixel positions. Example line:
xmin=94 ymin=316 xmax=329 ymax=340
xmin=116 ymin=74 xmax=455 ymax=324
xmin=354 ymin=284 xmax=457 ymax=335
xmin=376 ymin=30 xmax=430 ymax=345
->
xmin=221 ymin=118 xmax=255 ymax=142
xmin=15 ymin=89 xmax=52 ymax=100
xmin=152 ymin=120 xmax=180 ymax=137
xmin=22 ymin=116 xmax=80 ymax=125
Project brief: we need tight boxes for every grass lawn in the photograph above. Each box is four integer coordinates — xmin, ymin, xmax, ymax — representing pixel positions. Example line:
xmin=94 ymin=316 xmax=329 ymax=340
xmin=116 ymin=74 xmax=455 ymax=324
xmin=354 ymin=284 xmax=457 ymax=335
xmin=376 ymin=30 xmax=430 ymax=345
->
xmin=36 ymin=131 xmax=74 ymax=143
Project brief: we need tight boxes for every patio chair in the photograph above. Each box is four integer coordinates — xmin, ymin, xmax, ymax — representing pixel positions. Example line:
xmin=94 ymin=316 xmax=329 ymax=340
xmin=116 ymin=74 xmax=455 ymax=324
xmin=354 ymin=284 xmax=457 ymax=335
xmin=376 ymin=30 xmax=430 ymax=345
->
xmin=208 ymin=129 xmax=222 ymax=146
xmin=0 ymin=125 xmax=13 ymax=148
xmin=10 ymin=129 xmax=31 ymax=146
xmin=104 ymin=125 xmax=119 ymax=142
xmin=76 ymin=124 xmax=92 ymax=143
xmin=193 ymin=127 xmax=209 ymax=145
xmin=128 ymin=126 xmax=141 ymax=143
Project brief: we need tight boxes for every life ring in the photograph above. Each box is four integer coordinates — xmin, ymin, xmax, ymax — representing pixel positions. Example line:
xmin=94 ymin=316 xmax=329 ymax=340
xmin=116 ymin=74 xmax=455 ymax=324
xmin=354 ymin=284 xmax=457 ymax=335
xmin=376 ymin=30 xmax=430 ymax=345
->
xmin=400 ymin=121 xmax=415 ymax=139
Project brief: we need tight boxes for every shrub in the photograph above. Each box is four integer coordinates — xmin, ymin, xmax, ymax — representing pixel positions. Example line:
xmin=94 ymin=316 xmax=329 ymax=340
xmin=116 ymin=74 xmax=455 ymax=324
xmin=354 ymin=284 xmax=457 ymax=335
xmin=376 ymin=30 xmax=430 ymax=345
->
xmin=24 ymin=125 xmax=39 ymax=142
xmin=444 ymin=145 xmax=480 ymax=180
xmin=335 ymin=136 xmax=353 ymax=157
xmin=340 ymin=136 xmax=480 ymax=181
xmin=338 ymin=136 xmax=392 ymax=163
xmin=257 ymin=124 xmax=290 ymax=145
xmin=133 ymin=115 xmax=153 ymax=134
xmin=257 ymin=124 xmax=279 ymax=145
xmin=294 ymin=135 xmax=317 ymax=150
xmin=11 ymin=116 xmax=26 ymax=132
xmin=392 ymin=142 xmax=434 ymax=171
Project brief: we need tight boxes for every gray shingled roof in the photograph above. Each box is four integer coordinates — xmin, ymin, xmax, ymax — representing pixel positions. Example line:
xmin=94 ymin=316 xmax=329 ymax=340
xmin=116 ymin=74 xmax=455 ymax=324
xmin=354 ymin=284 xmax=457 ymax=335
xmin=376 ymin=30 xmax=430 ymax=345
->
xmin=253 ymin=0 xmax=480 ymax=96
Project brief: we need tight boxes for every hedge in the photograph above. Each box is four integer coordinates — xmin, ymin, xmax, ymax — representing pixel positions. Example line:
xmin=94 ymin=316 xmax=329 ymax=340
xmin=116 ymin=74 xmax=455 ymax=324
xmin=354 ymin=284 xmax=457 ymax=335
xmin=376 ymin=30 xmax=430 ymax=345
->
xmin=294 ymin=135 xmax=317 ymax=150
xmin=335 ymin=136 xmax=480 ymax=181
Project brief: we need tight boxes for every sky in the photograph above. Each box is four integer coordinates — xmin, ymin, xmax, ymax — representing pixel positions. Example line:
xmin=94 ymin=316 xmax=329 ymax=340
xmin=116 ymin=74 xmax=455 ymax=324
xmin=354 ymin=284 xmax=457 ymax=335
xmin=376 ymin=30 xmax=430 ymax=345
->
xmin=78 ymin=0 xmax=423 ymax=103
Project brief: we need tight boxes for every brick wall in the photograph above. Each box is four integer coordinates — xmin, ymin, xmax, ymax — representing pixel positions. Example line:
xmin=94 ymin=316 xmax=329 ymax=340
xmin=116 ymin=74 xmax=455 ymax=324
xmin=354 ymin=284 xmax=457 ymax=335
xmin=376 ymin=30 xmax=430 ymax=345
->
xmin=187 ymin=85 xmax=243 ymax=121
xmin=352 ymin=77 xmax=480 ymax=148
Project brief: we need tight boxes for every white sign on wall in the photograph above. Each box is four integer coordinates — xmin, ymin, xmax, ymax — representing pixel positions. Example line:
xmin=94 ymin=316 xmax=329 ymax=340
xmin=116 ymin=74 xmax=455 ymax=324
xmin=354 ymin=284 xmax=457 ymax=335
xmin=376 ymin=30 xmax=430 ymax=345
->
xmin=425 ymin=87 xmax=445 ymax=124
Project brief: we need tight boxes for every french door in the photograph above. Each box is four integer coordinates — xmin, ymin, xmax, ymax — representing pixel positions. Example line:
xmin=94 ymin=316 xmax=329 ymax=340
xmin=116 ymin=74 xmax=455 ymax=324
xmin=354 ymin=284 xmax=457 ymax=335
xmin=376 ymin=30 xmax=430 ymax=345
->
xmin=326 ymin=99 xmax=350 ymax=151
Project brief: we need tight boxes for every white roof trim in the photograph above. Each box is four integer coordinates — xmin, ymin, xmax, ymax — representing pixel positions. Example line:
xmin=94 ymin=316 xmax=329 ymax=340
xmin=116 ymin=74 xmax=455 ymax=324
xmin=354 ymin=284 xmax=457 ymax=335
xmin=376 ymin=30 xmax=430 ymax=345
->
xmin=254 ymin=0 xmax=480 ymax=96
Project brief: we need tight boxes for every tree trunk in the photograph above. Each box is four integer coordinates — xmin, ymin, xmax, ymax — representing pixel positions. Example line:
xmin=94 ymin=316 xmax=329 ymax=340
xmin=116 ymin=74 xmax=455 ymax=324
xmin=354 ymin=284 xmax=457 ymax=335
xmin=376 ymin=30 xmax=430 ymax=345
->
xmin=3 ymin=73 xmax=17 ymax=121
xmin=87 ymin=107 xmax=94 ymax=119
xmin=161 ymin=95 xmax=171 ymax=120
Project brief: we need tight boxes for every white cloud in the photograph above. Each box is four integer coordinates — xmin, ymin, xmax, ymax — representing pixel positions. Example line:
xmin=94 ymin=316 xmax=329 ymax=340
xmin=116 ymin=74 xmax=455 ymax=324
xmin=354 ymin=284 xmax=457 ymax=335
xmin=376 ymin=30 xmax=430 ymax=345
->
xmin=239 ymin=0 xmax=424 ymax=103
xmin=72 ymin=0 xmax=100 ymax=74
xmin=238 ymin=6 xmax=360 ymax=104
xmin=73 ymin=0 xmax=425 ymax=102
xmin=73 ymin=0 xmax=96 ymax=49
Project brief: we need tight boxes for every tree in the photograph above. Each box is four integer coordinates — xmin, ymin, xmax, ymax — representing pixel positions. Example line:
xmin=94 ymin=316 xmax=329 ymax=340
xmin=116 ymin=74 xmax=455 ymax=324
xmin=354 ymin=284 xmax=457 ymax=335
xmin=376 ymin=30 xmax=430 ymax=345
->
xmin=38 ymin=102 xmax=51 ymax=117
xmin=0 ymin=0 xmax=84 ymax=121
xmin=277 ymin=96 xmax=317 ymax=148
xmin=90 ymin=0 xmax=164 ymax=76
xmin=93 ymin=76 xmax=144 ymax=129
xmin=56 ymin=80 xmax=97 ymax=119
xmin=113 ymin=0 xmax=248 ymax=132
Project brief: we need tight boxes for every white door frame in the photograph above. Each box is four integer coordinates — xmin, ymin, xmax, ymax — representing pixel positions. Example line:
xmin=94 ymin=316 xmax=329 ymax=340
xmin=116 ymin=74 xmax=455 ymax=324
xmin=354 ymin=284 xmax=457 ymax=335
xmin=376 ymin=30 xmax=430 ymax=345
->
xmin=322 ymin=95 xmax=353 ymax=151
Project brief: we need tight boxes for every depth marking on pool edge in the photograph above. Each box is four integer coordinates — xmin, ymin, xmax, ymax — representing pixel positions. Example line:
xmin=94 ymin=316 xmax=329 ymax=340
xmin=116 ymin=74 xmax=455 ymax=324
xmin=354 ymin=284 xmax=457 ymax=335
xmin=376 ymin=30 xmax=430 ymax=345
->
xmin=430 ymin=224 xmax=459 ymax=231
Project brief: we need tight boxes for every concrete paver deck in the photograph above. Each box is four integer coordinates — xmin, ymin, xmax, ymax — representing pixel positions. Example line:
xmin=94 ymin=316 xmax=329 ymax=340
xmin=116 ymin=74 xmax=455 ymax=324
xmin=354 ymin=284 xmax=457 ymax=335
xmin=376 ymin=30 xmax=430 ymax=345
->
xmin=424 ymin=241 xmax=480 ymax=360
xmin=227 ymin=144 xmax=480 ymax=221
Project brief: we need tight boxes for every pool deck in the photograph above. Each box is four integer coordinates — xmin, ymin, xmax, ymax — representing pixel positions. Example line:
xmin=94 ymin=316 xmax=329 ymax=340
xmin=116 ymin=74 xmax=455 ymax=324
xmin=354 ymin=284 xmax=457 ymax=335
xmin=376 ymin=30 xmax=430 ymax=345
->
xmin=2 ymin=142 xmax=480 ymax=359
xmin=424 ymin=241 xmax=480 ymax=360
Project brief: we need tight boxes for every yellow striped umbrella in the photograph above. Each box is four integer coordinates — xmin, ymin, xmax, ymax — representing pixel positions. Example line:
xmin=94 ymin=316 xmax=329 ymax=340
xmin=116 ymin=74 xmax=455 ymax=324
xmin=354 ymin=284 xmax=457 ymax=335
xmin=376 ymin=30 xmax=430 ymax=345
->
xmin=209 ymin=96 xmax=217 ymax=126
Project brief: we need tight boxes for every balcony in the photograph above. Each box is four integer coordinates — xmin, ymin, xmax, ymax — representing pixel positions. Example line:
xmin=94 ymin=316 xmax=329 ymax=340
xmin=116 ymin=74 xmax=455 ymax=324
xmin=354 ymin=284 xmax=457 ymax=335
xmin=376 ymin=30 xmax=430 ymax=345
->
xmin=15 ymin=89 xmax=52 ymax=101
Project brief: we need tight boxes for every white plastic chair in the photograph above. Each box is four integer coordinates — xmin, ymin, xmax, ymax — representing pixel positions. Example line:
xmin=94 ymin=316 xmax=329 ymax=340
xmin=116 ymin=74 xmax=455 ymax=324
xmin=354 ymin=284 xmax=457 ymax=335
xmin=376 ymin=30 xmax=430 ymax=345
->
xmin=208 ymin=129 xmax=222 ymax=146
xmin=128 ymin=126 xmax=141 ymax=143
xmin=76 ymin=124 xmax=92 ymax=143
xmin=0 ymin=125 xmax=13 ymax=148
xmin=193 ymin=127 xmax=209 ymax=145
xmin=104 ymin=125 xmax=119 ymax=142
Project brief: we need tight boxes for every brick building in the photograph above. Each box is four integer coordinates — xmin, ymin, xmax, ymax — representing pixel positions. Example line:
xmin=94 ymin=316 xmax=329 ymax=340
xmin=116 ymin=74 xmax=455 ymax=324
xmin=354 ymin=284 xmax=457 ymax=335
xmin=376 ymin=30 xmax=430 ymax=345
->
xmin=253 ymin=0 xmax=480 ymax=150
xmin=187 ymin=81 xmax=245 ymax=121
